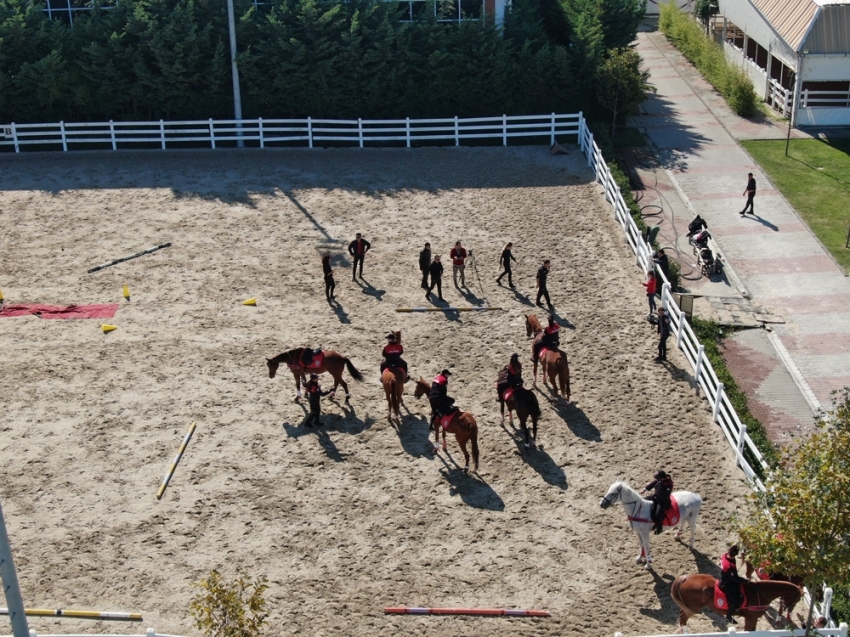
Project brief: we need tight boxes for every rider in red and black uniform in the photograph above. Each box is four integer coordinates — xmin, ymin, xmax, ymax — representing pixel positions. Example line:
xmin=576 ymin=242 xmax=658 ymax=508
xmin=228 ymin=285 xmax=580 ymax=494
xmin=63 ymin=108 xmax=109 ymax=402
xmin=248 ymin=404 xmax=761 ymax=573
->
xmin=496 ymin=353 xmax=524 ymax=401
xmin=380 ymin=332 xmax=409 ymax=381
xmin=720 ymin=544 xmax=745 ymax=623
xmin=532 ymin=315 xmax=560 ymax=362
xmin=429 ymin=369 xmax=456 ymax=422
xmin=645 ymin=470 xmax=674 ymax=535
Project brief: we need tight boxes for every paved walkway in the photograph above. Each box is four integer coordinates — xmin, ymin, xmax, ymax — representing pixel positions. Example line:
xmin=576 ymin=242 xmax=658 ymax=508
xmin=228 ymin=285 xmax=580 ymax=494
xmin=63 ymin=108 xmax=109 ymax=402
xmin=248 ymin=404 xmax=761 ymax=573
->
xmin=630 ymin=30 xmax=850 ymax=443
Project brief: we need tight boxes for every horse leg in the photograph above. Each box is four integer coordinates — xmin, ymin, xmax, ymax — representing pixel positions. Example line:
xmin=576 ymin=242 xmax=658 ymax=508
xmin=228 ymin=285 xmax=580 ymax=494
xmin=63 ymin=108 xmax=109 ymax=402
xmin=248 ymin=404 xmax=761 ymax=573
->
xmin=432 ymin=416 xmax=440 ymax=452
xmin=292 ymin=370 xmax=303 ymax=399
xmin=500 ymin=399 xmax=505 ymax=425
xmin=458 ymin=433 xmax=470 ymax=473
xmin=532 ymin=359 xmax=538 ymax=385
xmin=531 ymin=413 xmax=538 ymax=447
xmin=336 ymin=375 xmax=351 ymax=402
xmin=519 ymin=416 xmax=530 ymax=448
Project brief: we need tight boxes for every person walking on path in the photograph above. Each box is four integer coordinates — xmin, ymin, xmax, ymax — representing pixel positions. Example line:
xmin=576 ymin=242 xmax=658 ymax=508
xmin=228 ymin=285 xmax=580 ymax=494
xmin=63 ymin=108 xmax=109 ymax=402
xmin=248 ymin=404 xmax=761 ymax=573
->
xmin=303 ymin=373 xmax=332 ymax=428
xmin=740 ymin=172 xmax=756 ymax=215
xmin=656 ymin=307 xmax=671 ymax=362
xmin=642 ymin=271 xmax=657 ymax=318
xmin=348 ymin=233 xmax=371 ymax=279
xmin=419 ymin=242 xmax=432 ymax=290
xmin=496 ymin=242 xmax=517 ymax=288
xmin=427 ymin=255 xmax=444 ymax=300
xmin=322 ymin=254 xmax=335 ymax=302
xmin=450 ymin=241 xmax=468 ymax=287
xmin=536 ymin=260 xmax=553 ymax=309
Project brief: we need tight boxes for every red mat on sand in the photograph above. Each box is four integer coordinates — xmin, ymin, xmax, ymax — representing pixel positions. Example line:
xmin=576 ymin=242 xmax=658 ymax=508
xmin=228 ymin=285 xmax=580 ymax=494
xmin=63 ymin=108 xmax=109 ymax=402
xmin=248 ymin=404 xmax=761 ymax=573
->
xmin=0 ymin=304 xmax=119 ymax=319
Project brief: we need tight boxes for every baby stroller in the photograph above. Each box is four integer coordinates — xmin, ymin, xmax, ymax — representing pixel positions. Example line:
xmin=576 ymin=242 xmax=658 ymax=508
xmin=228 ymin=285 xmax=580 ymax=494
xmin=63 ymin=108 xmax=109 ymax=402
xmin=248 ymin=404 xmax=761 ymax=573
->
xmin=689 ymin=229 xmax=722 ymax=276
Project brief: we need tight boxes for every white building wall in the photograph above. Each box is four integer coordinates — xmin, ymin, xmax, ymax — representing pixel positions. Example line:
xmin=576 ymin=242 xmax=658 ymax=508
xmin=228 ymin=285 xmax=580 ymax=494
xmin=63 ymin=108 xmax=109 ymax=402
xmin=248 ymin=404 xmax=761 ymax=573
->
xmin=645 ymin=0 xmax=689 ymax=18
xmin=717 ymin=0 xmax=798 ymax=68
xmin=797 ymin=107 xmax=850 ymax=126
xmin=804 ymin=55 xmax=850 ymax=81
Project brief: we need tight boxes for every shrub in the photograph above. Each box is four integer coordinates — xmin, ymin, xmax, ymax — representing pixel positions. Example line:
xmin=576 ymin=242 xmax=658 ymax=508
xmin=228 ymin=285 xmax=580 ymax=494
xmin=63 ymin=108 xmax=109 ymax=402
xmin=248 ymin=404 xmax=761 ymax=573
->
xmin=190 ymin=569 xmax=269 ymax=637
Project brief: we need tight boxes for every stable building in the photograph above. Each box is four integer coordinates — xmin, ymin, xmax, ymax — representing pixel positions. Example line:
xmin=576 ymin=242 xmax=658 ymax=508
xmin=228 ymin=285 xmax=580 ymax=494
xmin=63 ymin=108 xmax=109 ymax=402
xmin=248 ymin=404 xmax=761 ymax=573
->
xmin=714 ymin=0 xmax=850 ymax=126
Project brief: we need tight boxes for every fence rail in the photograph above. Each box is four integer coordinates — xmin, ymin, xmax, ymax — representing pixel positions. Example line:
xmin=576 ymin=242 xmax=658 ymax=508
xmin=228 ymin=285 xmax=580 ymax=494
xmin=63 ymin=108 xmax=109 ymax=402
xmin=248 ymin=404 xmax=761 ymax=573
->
xmin=614 ymin=623 xmax=848 ymax=637
xmin=0 ymin=631 xmax=186 ymax=637
xmin=0 ymin=113 xmax=581 ymax=153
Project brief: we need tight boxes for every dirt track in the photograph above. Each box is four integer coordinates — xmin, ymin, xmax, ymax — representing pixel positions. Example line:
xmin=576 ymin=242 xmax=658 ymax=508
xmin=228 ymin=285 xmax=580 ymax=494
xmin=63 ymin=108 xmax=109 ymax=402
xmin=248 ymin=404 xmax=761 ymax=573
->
xmin=0 ymin=147 xmax=764 ymax=636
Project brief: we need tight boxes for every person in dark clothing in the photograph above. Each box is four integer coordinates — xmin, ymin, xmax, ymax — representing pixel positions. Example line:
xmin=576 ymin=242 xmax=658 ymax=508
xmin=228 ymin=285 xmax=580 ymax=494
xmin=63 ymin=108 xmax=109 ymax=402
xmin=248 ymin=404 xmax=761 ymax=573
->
xmin=427 ymin=255 xmax=444 ymax=300
xmin=496 ymin=242 xmax=517 ymax=288
xmin=644 ymin=470 xmax=674 ymax=534
xmin=303 ymin=373 xmax=332 ymax=428
xmin=419 ymin=242 xmax=432 ymax=290
xmin=719 ymin=545 xmax=746 ymax=623
xmin=653 ymin=249 xmax=671 ymax=287
xmin=687 ymin=215 xmax=707 ymax=238
xmin=429 ymin=369 xmax=455 ymax=422
xmin=322 ymin=254 xmax=335 ymax=302
xmin=380 ymin=332 xmax=409 ymax=381
xmin=656 ymin=307 xmax=671 ymax=362
xmin=741 ymin=173 xmax=756 ymax=215
xmin=533 ymin=315 xmax=560 ymax=362
xmin=348 ymin=233 xmax=371 ymax=279
xmin=536 ymin=259 xmax=552 ymax=309
xmin=496 ymin=353 xmax=523 ymax=401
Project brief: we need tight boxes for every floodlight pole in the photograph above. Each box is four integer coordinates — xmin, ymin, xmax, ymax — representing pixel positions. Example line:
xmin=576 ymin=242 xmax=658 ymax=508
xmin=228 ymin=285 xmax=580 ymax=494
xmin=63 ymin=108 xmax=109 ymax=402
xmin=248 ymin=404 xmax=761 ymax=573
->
xmin=0 ymin=501 xmax=28 ymax=637
xmin=226 ymin=0 xmax=244 ymax=147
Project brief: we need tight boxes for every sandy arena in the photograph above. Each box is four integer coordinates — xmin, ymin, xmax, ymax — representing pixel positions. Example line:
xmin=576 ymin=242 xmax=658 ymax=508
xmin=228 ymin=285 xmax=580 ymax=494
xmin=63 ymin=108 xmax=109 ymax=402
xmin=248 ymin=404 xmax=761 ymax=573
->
xmin=0 ymin=146 xmax=768 ymax=636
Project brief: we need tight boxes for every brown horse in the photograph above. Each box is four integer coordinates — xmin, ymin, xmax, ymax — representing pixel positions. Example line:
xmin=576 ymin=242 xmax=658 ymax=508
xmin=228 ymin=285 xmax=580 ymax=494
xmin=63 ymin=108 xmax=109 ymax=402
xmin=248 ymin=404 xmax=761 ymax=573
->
xmin=382 ymin=330 xmax=405 ymax=424
xmin=743 ymin=555 xmax=804 ymax=622
xmin=670 ymin=573 xmax=802 ymax=632
xmin=498 ymin=369 xmax=542 ymax=449
xmin=413 ymin=377 xmax=480 ymax=473
xmin=267 ymin=348 xmax=364 ymax=401
xmin=525 ymin=314 xmax=571 ymax=403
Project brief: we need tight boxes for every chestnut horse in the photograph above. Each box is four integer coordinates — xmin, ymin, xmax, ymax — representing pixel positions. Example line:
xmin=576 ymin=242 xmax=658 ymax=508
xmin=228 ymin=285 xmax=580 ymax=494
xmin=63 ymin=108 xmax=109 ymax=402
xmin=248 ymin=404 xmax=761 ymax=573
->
xmin=671 ymin=573 xmax=801 ymax=632
xmin=743 ymin=553 xmax=804 ymax=622
xmin=413 ymin=377 xmax=480 ymax=473
xmin=267 ymin=348 xmax=363 ymax=401
xmin=382 ymin=330 xmax=405 ymax=424
xmin=525 ymin=314 xmax=571 ymax=402
xmin=499 ymin=383 xmax=541 ymax=448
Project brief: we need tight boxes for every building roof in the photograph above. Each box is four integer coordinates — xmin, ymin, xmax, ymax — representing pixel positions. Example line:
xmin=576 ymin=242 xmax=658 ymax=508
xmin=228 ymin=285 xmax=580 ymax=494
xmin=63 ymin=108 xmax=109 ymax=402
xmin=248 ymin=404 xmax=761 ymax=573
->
xmin=749 ymin=0 xmax=850 ymax=52
xmin=751 ymin=0 xmax=819 ymax=51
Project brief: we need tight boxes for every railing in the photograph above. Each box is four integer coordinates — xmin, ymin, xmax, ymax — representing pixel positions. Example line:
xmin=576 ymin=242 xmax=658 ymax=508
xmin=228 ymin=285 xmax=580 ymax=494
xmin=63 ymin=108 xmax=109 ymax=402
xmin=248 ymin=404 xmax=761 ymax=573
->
xmin=767 ymin=78 xmax=793 ymax=117
xmin=614 ymin=624 xmax=848 ymax=637
xmin=800 ymin=88 xmax=850 ymax=109
xmin=3 ymin=631 xmax=186 ymax=637
xmin=0 ymin=114 xmax=581 ymax=153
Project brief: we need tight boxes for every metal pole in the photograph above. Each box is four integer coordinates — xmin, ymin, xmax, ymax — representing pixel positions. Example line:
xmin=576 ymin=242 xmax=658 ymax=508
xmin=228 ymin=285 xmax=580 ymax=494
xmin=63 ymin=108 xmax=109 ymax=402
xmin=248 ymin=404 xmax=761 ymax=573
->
xmin=0 ymin=501 xmax=29 ymax=637
xmin=226 ymin=0 xmax=243 ymax=148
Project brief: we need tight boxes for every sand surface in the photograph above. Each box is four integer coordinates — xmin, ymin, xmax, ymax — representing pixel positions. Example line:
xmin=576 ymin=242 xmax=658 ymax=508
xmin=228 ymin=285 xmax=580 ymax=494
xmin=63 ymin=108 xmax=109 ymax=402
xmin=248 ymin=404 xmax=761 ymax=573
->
xmin=0 ymin=147 xmax=770 ymax=636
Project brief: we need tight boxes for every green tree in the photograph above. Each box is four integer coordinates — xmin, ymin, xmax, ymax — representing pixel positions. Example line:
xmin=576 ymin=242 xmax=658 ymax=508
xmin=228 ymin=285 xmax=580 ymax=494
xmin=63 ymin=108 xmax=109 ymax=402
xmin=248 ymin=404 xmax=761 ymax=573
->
xmin=597 ymin=0 xmax=645 ymax=49
xmin=734 ymin=389 xmax=850 ymax=633
xmin=695 ymin=0 xmax=718 ymax=35
xmin=190 ymin=569 xmax=269 ymax=637
xmin=595 ymin=47 xmax=654 ymax=137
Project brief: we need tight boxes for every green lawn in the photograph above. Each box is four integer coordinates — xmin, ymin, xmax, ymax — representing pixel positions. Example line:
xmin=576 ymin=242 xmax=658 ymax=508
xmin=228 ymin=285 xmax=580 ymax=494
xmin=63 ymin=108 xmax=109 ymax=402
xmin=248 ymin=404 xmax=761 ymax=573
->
xmin=742 ymin=138 xmax=850 ymax=272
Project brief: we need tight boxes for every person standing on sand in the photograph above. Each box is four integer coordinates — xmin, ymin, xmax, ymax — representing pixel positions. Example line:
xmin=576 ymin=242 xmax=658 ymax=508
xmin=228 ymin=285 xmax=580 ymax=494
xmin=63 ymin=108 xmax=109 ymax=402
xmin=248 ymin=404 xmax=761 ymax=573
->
xmin=348 ymin=233 xmax=371 ymax=279
xmin=656 ymin=307 xmax=671 ymax=362
xmin=496 ymin=242 xmax=517 ymax=288
xmin=642 ymin=271 xmax=657 ymax=318
xmin=740 ymin=172 xmax=756 ymax=215
xmin=303 ymin=373 xmax=332 ymax=428
xmin=535 ymin=259 xmax=553 ymax=309
xmin=419 ymin=242 xmax=431 ymax=290
xmin=322 ymin=254 xmax=335 ymax=302
xmin=427 ymin=255 xmax=444 ymax=300
xmin=450 ymin=241 xmax=468 ymax=287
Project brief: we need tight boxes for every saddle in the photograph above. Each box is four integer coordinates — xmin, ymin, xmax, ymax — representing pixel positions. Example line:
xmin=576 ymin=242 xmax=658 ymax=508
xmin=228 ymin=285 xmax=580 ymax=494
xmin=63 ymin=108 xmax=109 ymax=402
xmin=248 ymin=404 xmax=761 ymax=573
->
xmin=714 ymin=581 xmax=762 ymax=612
xmin=297 ymin=350 xmax=324 ymax=370
xmin=628 ymin=496 xmax=680 ymax=527
xmin=502 ymin=387 xmax=517 ymax=403
xmin=439 ymin=407 xmax=459 ymax=430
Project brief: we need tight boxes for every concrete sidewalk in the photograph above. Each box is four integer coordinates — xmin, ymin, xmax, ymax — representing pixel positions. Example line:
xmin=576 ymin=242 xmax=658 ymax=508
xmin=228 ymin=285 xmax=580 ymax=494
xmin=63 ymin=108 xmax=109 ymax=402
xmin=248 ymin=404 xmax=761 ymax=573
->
xmin=631 ymin=30 xmax=850 ymax=443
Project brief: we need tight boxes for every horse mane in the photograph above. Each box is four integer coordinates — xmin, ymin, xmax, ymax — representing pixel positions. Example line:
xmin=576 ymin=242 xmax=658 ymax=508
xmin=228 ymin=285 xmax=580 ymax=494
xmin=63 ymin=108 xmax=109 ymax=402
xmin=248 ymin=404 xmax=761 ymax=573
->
xmin=270 ymin=348 xmax=302 ymax=364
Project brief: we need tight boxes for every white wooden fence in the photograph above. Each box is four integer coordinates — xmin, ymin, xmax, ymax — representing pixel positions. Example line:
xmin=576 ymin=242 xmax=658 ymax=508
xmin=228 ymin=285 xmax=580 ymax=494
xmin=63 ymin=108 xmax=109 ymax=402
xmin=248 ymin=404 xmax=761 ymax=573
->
xmin=0 ymin=113 xmax=580 ymax=152
xmin=614 ymin=623 xmax=848 ymax=637
xmin=4 ymin=631 xmax=186 ymax=637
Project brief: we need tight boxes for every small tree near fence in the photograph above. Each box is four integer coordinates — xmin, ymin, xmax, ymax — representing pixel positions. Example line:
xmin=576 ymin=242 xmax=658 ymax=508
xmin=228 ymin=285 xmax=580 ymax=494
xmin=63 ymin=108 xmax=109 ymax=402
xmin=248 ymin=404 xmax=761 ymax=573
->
xmin=190 ymin=569 xmax=269 ymax=637
xmin=595 ymin=48 xmax=655 ymax=139
xmin=733 ymin=389 xmax=850 ymax=634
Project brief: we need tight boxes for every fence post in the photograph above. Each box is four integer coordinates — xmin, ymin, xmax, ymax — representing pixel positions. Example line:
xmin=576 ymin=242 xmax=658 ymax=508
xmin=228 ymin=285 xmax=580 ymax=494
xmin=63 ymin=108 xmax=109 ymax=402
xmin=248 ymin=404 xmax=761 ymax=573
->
xmin=454 ymin=116 xmax=459 ymax=147
xmin=662 ymin=282 xmax=671 ymax=312
xmin=736 ymin=424 xmax=746 ymax=466
xmin=822 ymin=588 xmax=834 ymax=623
xmin=208 ymin=119 xmax=215 ymax=149
xmin=28 ymin=631 xmax=36 ymax=637
xmin=587 ymin=133 xmax=594 ymax=167
xmin=550 ymin=112 xmax=556 ymax=145
xmin=502 ymin=114 xmax=507 ymax=146
xmin=60 ymin=120 xmax=67 ymax=151
xmin=109 ymin=120 xmax=116 ymax=150
xmin=307 ymin=117 xmax=313 ymax=149
xmin=676 ymin=307 xmax=685 ymax=348
xmin=146 ymin=629 xmax=156 ymax=637
xmin=258 ymin=117 xmax=264 ymax=149
xmin=694 ymin=344 xmax=705 ymax=389
xmin=406 ymin=117 xmax=410 ymax=148
xmin=358 ymin=118 xmax=363 ymax=148
xmin=11 ymin=122 xmax=19 ymax=153
xmin=159 ymin=119 xmax=165 ymax=150
xmin=577 ymin=111 xmax=584 ymax=153
xmin=838 ymin=621 xmax=847 ymax=637
xmin=713 ymin=382 xmax=725 ymax=423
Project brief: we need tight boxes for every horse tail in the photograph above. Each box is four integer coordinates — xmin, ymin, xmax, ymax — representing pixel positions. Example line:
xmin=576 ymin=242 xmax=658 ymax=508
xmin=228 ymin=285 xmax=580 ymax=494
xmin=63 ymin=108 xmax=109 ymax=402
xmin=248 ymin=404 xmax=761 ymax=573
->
xmin=670 ymin=575 xmax=688 ymax=613
xmin=389 ymin=376 xmax=400 ymax=414
xmin=345 ymin=358 xmax=364 ymax=382
xmin=560 ymin=352 xmax=570 ymax=397
xmin=470 ymin=421 xmax=480 ymax=470
xmin=525 ymin=389 xmax=541 ymax=421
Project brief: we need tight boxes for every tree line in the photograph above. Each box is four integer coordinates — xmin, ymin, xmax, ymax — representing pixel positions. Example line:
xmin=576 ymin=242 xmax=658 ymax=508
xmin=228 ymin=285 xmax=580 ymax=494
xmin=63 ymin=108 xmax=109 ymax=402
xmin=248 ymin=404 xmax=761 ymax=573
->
xmin=0 ymin=0 xmax=649 ymax=125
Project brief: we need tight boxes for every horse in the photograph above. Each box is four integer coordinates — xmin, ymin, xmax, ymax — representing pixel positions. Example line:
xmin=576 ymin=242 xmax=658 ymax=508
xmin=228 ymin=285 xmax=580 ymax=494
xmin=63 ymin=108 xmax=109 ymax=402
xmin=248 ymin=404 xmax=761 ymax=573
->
xmin=267 ymin=347 xmax=364 ymax=401
xmin=381 ymin=330 xmax=405 ymax=424
xmin=524 ymin=314 xmax=571 ymax=402
xmin=499 ymin=384 xmax=541 ymax=449
xmin=599 ymin=480 xmax=702 ymax=569
xmin=413 ymin=377 xmax=480 ymax=473
xmin=671 ymin=573 xmax=802 ymax=632
xmin=742 ymin=553 xmax=804 ymax=622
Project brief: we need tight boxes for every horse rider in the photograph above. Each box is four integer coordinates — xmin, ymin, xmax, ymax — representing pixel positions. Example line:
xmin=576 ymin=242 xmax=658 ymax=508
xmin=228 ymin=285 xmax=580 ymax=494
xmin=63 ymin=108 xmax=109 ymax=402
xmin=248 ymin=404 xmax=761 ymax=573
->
xmin=644 ymin=470 xmax=674 ymax=535
xmin=429 ymin=369 xmax=456 ymax=423
xmin=496 ymin=353 xmax=524 ymax=401
xmin=380 ymin=332 xmax=409 ymax=381
xmin=532 ymin=315 xmax=560 ymax=362
xmin=720 ymin=544 xmax=746 ymax=623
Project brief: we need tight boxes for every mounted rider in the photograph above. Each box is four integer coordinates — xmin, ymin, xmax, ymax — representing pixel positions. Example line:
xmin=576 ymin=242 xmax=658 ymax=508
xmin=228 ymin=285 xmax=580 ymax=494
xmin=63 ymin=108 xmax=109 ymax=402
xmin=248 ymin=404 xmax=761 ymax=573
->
xmin=380 ymin=332 xmax=409 ymax=381
xmin=429 ymin=369 xmax=456 ymax=422
xmin=496 ymin=353 xmax=524 ymax=401
xmin=532 ymin=315 xmax=560 ymax=362
xmin=719 ymin=544 xmax=746 ymax=624
xmin=644 ymin=470 xmax=674 ymax=535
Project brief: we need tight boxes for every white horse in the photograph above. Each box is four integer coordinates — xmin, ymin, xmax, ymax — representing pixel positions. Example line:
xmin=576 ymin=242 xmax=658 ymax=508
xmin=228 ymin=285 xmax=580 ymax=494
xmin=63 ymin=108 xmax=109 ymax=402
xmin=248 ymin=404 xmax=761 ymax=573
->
xmin=600 ymin=480 xmax=702 ymax=569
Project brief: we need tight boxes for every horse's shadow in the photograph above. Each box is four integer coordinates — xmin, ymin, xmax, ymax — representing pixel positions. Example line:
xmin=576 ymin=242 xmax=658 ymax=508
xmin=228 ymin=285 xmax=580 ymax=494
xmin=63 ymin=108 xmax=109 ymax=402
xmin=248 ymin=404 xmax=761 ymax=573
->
xmin=550 ymin=400 xmax=602 ymax=442
xmin=356 ymin=277 xmax=386 ymax=300
xmin=436 ymin=453 xmax=504 ymax=511
xmin=390 ymin=410 xmax=433 ymax=459
xmin=329 ymin=399 xmax=375 ymax=435
xmin=638 ymin=569 xmax=678 ymax=624
xmin=328 ymin=298 xmax=351 ymax=324
xmin=499 ymin=420 xmax=568 ymax=489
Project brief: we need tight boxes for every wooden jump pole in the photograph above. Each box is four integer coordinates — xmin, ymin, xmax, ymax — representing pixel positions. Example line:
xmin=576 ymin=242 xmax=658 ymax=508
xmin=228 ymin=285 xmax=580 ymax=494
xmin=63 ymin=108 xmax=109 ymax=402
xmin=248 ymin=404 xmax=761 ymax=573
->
xmin=395 ymin=307 xmax=502 ymax=313
xmin=0 ymin=608 xmax=142 ymax=621
xmin=384 ymin=607 xmax=551 ymax=617
xmin=156 ymin=422 xmax=196 ymax=500
xmin=87 ymin=242 xmax=172 ymax=273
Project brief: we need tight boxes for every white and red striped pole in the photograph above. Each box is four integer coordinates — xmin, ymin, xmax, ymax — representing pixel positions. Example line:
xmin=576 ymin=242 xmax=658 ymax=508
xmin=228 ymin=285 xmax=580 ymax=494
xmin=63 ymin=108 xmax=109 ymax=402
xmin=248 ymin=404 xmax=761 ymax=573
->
xmin=385 ymin=607 xmax=551 ymax=617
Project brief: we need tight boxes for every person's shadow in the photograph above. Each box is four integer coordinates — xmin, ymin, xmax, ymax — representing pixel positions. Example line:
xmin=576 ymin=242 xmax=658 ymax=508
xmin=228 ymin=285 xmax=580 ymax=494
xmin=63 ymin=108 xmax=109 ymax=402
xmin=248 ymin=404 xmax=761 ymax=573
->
xmin=458 ymin=286 xmax=483 ymax=305
xmin=355 ymin=277 xmax=386 ymax=300
xmin=435 ymin=453 xmax=504 ymax=510
xmin=548 ymin=308 xmax=575 ymax=330
xmin=743 ymin=214 xmax=779 ymax=232
xmin=506 ymin=286 xmax=535 ymax=307
xmin=328 ymin=297 xmax=350 ymax=324
xmin=281 ymin=405 xmax=347 ymax=462
xmin=499 ymin=420 xmax=568 ymax=489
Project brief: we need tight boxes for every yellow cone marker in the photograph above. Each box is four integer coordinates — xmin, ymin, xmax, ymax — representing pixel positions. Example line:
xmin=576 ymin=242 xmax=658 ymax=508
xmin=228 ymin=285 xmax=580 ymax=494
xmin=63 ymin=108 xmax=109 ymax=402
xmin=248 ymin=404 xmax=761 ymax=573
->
xmin=123 ymin=284 xmax=130 ymax=300
xmin=102 ymin=324 xmax=117 ymax=333
xmin=0 ymin=288 xmax=4 ymax=302
xmin=242 ymin=297 xmax=257 ymax=306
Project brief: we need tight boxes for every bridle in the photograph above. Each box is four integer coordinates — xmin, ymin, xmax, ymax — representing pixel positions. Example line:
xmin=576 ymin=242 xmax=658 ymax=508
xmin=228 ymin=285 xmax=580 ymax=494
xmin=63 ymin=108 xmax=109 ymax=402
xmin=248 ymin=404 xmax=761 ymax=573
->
xmin=601 ymin=485 xmax=622 ymax=508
